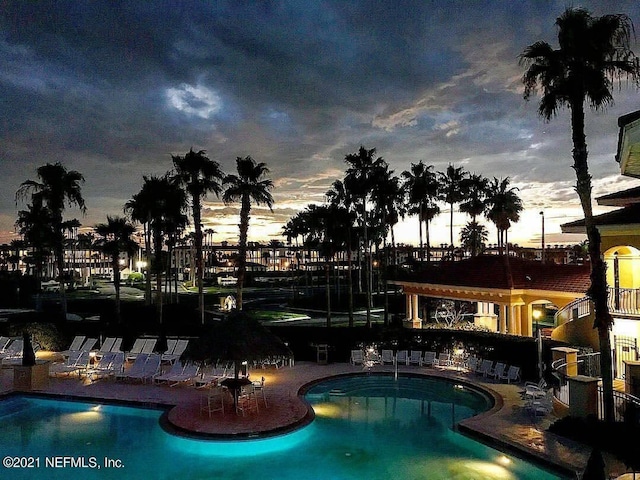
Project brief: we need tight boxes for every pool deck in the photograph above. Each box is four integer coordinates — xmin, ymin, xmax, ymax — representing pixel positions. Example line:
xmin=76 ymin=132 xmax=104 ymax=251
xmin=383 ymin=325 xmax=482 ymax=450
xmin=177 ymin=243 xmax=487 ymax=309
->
xmin=0 ymin=357 xmax=626 ymax=478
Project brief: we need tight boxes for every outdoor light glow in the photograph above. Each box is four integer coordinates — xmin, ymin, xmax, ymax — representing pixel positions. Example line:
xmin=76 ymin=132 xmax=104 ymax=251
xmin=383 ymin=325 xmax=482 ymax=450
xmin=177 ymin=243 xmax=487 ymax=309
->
xmin=497 ymin=455 xmax=511 ymax=465
xmin=532 ymin=310 xmax=542 ymax=320
xmin=312 ymin=402 xmax=342 ymax=418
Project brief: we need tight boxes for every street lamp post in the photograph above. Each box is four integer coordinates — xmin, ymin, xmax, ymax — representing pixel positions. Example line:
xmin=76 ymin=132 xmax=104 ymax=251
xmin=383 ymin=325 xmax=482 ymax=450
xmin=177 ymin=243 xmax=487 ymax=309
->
xmin=539 ymin=211 xmax=545 ymax=263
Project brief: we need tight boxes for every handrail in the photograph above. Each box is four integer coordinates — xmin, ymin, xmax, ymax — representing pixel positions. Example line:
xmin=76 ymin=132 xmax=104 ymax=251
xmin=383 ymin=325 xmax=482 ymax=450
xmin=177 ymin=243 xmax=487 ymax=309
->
xmin=555 ymin=288 xmax=640 ymax=325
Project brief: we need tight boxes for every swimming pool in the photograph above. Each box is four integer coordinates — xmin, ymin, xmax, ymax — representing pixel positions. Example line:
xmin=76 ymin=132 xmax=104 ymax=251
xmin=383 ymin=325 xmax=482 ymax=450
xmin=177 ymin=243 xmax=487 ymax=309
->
xmin=0 ymin=375 xmax=565 ymax=479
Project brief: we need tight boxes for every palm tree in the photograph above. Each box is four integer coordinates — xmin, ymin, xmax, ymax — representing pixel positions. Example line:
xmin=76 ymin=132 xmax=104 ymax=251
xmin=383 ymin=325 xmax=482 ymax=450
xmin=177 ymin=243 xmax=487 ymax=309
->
xmin=484 ymin=177 xmax=523 ymax=254
xmin=460 ymin=221 xmax=488 ymax=257
xmin=15 ymin=203 xmax=53 ymax=279
xmin=16 ymin=162 xmax=85 ymax=318
xmin=326 ymin=179 xmax=357 ymax=326
xmin=438 ymin=164 xmax=469 ymax=259
xmin=460 ymin=174 xmax=489 ymax=257
xmin=344 ymin=146 xmax=386 ymax=327
xmin=520 ymin=7 xmax=640 ymax=423
xmin=126 ymin=174 xmax=187 ymax=322
xmin=94 ymin=216 xmax=137 ymax=323
xmin=222 ymin=156 xmax=274 ymax=310
xmin=401 ymin=161 xmax=440 ymax=262
xmin=172 ymin=148 xmax=224 ymax=324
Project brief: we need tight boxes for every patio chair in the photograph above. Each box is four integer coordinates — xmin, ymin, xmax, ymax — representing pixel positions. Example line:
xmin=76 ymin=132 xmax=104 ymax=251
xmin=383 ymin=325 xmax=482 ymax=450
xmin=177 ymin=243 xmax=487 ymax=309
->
xmin=0 ymin=336 xmax=12 ymax=353
xmin=380 ymin=349 xmax=395 ymax=365
xmin=78 ymin=337 xmax=98 ymax=353
xmin=154 ymin=360 xmax=186 ymax=384
xmin=50 ymin=350 xmax=84 ymax=376
xmin=0 ymin=339 xmax=23 ymax=361
xmin=85 ymin=352 xmax=115 ymax=381
xmin=133 ymin=353 xmax=161 ymax=383
xmin=500 ymin=365 xmax=521 ymax=384
xmin=475 ymin=359 xmax=493 ymax=376
xmin=97 ymin=337 xmax=116 ymax=355
xmin=434 ymin=352 xmax=451 ymax=368
xmin=350 ymin=349 xmax=364 ymax=365
xmin=163 ymin=338 xmax=178 ymax=357
xmin=465 ymin=355 xmax=480 ymax=373
xmin=488 ymin=362 xmax=506 ymax=380
xmin=525 ymin=390 xmax=553 ymax=417
xmin=60 ymin=335 xmax=86 ymax=357
xmin=163 ymin=339 xmax=189 ymax=363
xmin=408 ymin=350 xmax=422 ymax=366
xmin=126 ymin=338 xmax=147 ymax=361
xmin=116 ymin=353 xmax=149 ymax=381
xmin=252 ymin=376 xmax=268 ymax=407
xmin=422 ymin=351 xmax=437 ymax=367
xmin=396 ymin=350 xmax=408 ymax=365
xmin=520 ymin=378 xmax=547 ymax=399
xmin=110 ymin=338 xmax=123 ymax=353
xmin=236 ymin=384 xmax=259 ymax=416
xmin=201 ymin=385 xmax=226 ymax=418
xmin=167 ymin=363 xmax=199 ymax=387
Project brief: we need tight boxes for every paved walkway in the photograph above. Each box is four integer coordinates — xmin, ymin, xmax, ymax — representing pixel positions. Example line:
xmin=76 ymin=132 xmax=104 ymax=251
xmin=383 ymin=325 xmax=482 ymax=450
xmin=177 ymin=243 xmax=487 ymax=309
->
xmin=0 ymin=358 xmax=628 ymax=478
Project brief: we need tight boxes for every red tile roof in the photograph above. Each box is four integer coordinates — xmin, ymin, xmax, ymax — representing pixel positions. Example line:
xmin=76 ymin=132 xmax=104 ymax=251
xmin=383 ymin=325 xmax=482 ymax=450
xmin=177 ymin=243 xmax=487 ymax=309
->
xmin=394 ymin=255 xmax=590 ymax=293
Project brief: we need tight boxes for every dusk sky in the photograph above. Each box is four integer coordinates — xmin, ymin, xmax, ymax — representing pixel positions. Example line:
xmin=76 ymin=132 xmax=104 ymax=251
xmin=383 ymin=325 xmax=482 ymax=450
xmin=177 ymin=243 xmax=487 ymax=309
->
xmin=2 ymin=1 xmax=640 ymax=248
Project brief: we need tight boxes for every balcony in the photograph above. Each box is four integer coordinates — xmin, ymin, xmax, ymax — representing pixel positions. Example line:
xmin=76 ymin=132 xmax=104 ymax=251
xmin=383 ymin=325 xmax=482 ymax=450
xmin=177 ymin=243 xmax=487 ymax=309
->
xmin=556 ymin=288 xmax=640 ymax=325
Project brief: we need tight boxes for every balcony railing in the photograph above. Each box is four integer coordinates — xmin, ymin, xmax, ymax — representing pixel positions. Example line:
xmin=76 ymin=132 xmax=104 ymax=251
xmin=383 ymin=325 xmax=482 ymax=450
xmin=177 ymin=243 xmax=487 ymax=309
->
xmin=552 ymin=352 xmax=640 ymax=422
xmin=555 ymin=287 xmax=640 ymax=325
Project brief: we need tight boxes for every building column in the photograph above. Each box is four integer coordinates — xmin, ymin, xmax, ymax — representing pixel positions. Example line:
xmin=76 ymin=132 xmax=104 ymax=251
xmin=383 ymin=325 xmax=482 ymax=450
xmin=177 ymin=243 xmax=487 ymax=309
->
xmin=411 ymin=294 xmax=421 ymax=328
xmin=499 ymin=304 xmax=508 ymax=333
xmin=405 ymin=294 xmax=412 ymax=321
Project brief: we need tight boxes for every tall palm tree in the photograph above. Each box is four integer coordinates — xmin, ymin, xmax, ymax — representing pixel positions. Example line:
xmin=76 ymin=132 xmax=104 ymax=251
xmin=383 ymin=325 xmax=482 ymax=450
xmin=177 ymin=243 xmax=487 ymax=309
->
xmin=16 ymin=162 xmax=85 ymax=317
xmin=94 ymin=216 xmax=137 ymax=323
xmin=172 ymin=148 xmax=224 ymax=324
xmin=437 ymin=164 xmax=469 ymax=259
xmin=326 ymin=179 xmax=357 ymax=326
xmin=401 ymin=161 xmax=440 ymax=262
xmin=15 ymin=202 xmax=53 ymax=279
xmin=344 ymin=146 xmax=386 ymax=327
xmin=126 ymin=174 xmax=187 ymax=322
xmin=484 ymin=177 xmax=523 ymax=254
xmin=222 ymin=156 xmax=274 ymax=310
xmin=520 ymin=7 xmax=640 ymax=423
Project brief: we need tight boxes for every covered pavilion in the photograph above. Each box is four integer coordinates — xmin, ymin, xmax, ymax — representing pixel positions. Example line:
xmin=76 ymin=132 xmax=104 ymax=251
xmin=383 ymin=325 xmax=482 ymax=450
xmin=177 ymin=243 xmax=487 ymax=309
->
xmin=390 ymin=255 xmax=590 ymax=337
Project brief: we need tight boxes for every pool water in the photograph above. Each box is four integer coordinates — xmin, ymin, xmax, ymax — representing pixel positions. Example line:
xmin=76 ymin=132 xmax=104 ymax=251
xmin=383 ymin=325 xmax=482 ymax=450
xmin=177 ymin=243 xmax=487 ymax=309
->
xmin=0 ymin=375 xmax=564 ymax=479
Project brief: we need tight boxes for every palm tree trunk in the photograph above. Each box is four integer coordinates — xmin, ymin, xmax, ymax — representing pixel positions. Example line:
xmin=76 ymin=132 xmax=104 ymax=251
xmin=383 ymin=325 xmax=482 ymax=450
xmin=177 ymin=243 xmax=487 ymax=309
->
xmin=418 ymin=204 xmax=424 ymax=260
xmin=236 ymin=195 xmax=250 ymax=310
xmin=325 ymin=255 xmax=331 ymax=328
xmin=112 ymin=257 xmax=121 ymax=323
xmin=425 ymin=219 xmax=431 ymax=263
xmin=347 ymin=228 xmax=354 ymax=328
xmin=144 ymin=222 xmax=152 ymax=306
xmin=449 ymin=201 xmax=454 ymax=258
xmin=571 ymin=98 xmax=615 ymax=423
xmin=194 ymin=201 xmax=205 ymax=324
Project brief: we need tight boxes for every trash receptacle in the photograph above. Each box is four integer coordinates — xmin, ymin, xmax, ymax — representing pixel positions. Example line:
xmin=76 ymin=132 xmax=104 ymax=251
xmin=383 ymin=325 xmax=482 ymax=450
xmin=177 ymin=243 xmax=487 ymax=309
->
xmin=316 ymin=344 xmax=328 ymax=365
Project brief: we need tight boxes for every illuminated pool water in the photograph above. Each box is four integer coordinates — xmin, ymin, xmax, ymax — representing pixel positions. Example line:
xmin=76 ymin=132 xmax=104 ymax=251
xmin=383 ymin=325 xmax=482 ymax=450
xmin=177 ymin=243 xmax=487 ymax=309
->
xmin=0 ymin=375 xmax=565 ymax=479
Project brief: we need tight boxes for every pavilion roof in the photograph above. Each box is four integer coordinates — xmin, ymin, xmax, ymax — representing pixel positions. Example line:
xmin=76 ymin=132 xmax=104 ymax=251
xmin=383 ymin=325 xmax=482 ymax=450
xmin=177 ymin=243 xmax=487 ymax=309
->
xmin=392 ymin=255 xmax=590 ymax=294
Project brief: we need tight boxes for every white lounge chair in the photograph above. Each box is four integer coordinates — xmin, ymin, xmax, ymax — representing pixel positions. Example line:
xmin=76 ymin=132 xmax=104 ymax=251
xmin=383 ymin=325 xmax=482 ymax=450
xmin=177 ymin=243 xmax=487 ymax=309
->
xmin=78 ymin=337 xmax=98 ymax=353
xmin=60 ymin=335 xmax=86 ymax=357
xmin=116 ymin=353 xmax=149 ymax=381
xmin=129 ymin=353 xmax=160 ymax=383
xmin=154 ymin=360 xmax=186 ymax=384
xmin=525 ymin=390 xmax=553 ymax=417
xmin=0 ymin=336 xmax=12 ymax=353
xmin=163 ymin=339 xmax=189 ymax=363
xmin=85 ymin=352 xmax=115 ymax=380
xmin=434 ymin=353 xmax=451 ymax=367
xmin=465 ymin=355 xmax=480 ymax=372
xmin=167 ymin=363 xmax=199 ymax=387
xmin=489 ymin=362 xmax=506 ymax=380
xmin=96 ymin=337 xmax=116 ymax=355
xmin=408 ymin=350 xmax=422 ymax=366
xmin=125 ymin=338 xmax=146 ymax=361
xmin=422 ymin=351 xmax=437 ymax=367
xmin=350 ymin=349 xmax=364 ymax=365
xmin=380 ymin=349 xmax=394 ymax=365
xmin=50 ymin=350 xmax=84 ymax=376
xmin=396 ymin=350 xmax=408 ymax=365
xmin=0 ymin=339 xmax=23 ymax=361
xmin=500 ymin=365 xmax=521 ymax=384
xmin=475 ymin=359 xmax=493 ymax=376
xmin=110 ymin=337 xmax=123 ymax=353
